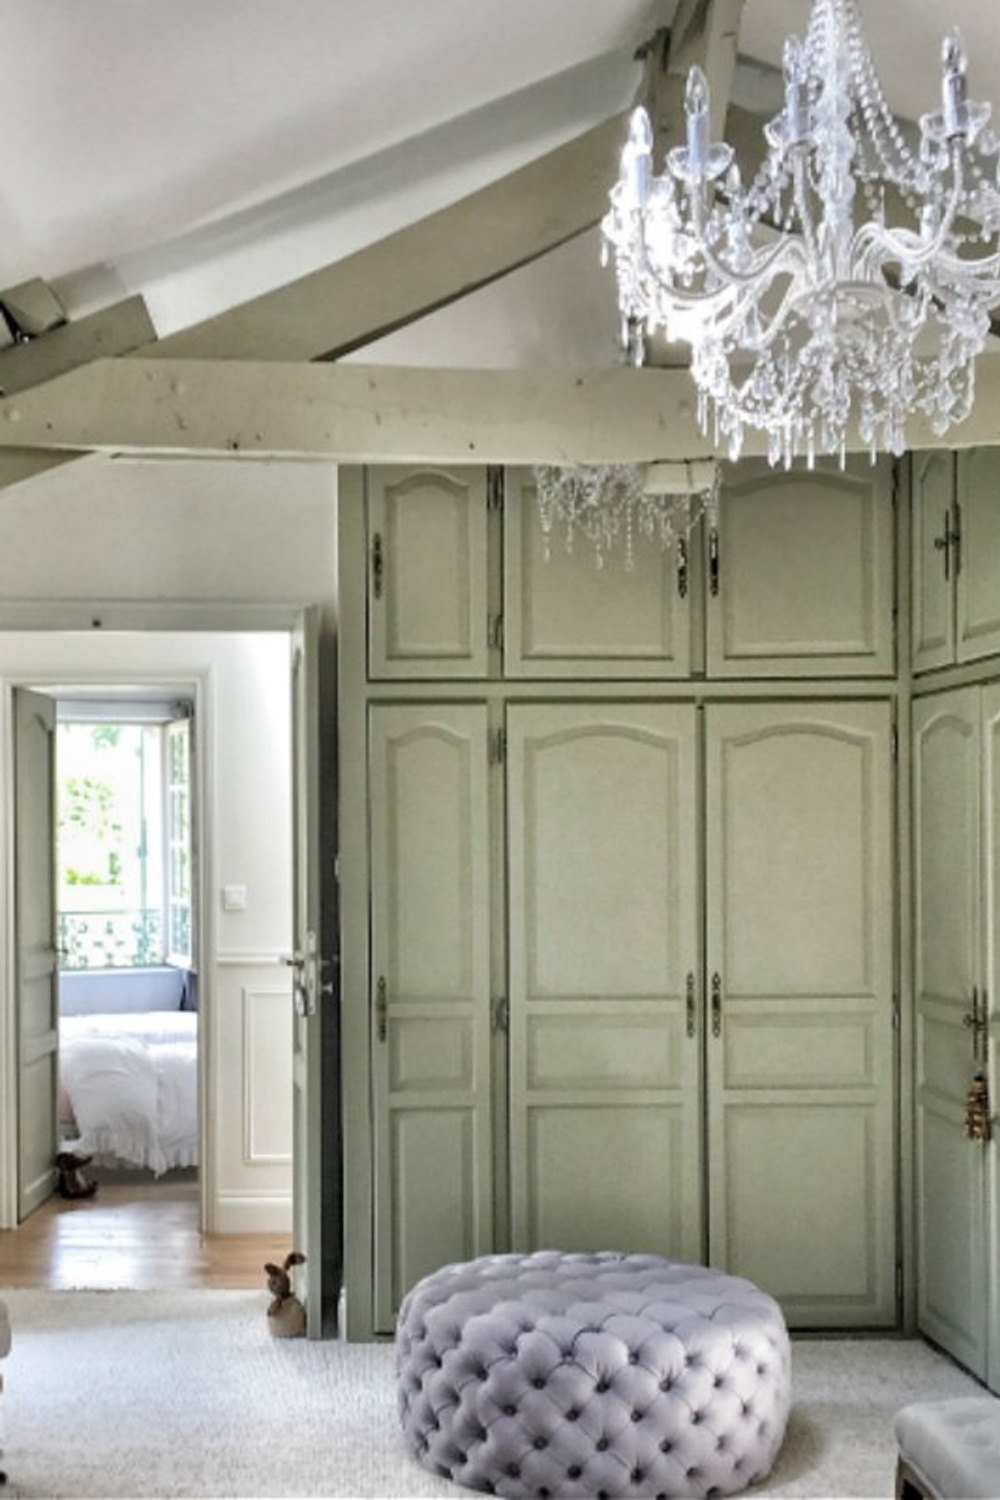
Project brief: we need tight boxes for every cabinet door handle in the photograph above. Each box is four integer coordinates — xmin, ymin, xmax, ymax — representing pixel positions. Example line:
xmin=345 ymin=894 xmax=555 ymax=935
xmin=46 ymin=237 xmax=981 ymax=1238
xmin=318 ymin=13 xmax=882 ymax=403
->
xmin=686 ymin=972 xmax=696 ymax=1037
xmin=711 ymin=972 xmax=723 ymax=1037
xmin=933 ymin=513 xmax=951 ymax=581
xmin=375 ymin=975 xmax=388 ymax=1043
xmin=708 ymin=527 xmax=721 ymax=597
xmin=676 ymin=537 xmax=689 ymax=600
xmin=371 ymin=532 xmax=385 ymax=600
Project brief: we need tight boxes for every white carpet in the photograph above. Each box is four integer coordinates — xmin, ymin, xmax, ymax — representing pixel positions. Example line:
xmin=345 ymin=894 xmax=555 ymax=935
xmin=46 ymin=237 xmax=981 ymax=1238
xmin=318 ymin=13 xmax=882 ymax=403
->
xmin=0 ymin=1288 xmax=985 ymax=1498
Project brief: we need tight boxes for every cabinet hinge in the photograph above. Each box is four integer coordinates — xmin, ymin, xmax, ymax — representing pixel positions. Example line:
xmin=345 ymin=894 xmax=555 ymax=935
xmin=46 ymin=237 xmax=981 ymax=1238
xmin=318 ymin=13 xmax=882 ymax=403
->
xmin=892 ymin=992 xmax=901 ymax=1030
xmin=489 ymin=612 xmax=505 ymax=651
xmin=491 ymin=996 xmax=509 ymax=1033
xmin=896 ymin=1261 xmax=904 ymax=1305
xmin=489 ymin=728 xmax=507 ymax=766
xmin=487 ymin=466 xmax=505 ymax=512
xmin=891 ymin=725 xmax=899 ymax=760
xmin=371 ymin=531 xmax=384 ymax=601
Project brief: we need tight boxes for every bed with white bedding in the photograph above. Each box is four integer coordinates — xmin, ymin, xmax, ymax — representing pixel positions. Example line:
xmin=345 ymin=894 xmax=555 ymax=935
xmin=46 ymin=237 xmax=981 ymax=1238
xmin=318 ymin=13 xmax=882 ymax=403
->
xmin=59 ymin=1010 xmax=198 ymax=1175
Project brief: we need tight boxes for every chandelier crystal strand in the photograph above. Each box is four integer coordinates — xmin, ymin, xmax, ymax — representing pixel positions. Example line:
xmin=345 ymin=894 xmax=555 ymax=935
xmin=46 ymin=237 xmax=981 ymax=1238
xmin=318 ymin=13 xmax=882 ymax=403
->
xmin=602 ymin=0 xmax=1000 ymax=466
xmin=533 ymin=462 xmax=720 ymax=571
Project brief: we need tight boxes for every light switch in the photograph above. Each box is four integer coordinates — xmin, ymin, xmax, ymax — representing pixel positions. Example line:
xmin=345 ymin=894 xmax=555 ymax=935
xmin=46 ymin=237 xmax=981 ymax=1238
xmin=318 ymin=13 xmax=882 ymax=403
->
xmin=222 ymin=884 xmax=247 ymax=911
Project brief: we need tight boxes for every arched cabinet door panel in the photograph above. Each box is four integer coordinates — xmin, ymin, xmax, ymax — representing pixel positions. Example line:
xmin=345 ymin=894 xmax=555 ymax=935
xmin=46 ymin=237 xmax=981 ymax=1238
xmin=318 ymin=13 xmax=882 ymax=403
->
xmin=704 ymin=700 xmax=896 ymax=1328
xmin=506 ymin=703 xmax=703 ymax=1265
xmin=367 ymin=467 xmax=490 ymax=679
xmin=707 ymin=458 xmax=894 ymax=678
xmin=369 ymin=704 xmax=494 ymax=1332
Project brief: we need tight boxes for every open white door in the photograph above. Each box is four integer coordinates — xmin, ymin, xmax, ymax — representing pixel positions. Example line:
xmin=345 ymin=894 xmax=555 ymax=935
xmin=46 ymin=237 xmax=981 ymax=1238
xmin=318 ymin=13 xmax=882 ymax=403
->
xmin=291 ymin=608 xmax=324 ymax=1335
xmin=14 ymin=687 xmax=59 ymax=1221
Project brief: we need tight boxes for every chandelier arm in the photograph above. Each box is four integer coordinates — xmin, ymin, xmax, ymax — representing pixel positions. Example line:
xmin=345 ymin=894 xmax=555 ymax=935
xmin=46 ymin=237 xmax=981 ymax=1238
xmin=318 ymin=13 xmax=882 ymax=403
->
xmin=691 ymin=226 xmax=808 ymax=292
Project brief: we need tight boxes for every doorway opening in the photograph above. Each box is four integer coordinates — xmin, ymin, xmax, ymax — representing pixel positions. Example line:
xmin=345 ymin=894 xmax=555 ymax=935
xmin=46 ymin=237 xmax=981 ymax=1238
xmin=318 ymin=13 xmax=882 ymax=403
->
xmin=55 ymin=694 xmax=199 ymax=1227
xmin=1 ymin=628 xmax=305 ymax=1293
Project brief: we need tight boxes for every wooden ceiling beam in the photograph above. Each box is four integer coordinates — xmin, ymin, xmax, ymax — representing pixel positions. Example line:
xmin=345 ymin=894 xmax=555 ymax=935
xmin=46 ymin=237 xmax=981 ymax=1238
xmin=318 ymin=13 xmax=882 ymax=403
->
xmin=4 ymin=355 xmax=1000 ymax=462
xmin=139 ymin=115 xmax=630 ymax=366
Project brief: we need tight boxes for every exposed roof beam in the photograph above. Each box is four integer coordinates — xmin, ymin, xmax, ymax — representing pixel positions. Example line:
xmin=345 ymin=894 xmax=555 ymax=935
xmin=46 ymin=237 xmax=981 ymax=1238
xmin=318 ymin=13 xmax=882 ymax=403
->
xmin=0 ymin=296 xmax=155 ymax=397
xmin=4 ymin=355 xmax=1000 ymax=462
xmin=139 ymin=115 xmax=629 ymax=365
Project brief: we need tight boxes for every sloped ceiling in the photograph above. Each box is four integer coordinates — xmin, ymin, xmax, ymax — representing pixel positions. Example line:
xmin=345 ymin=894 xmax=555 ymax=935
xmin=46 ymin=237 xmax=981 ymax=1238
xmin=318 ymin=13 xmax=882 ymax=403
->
xmin=3 ymin=0 xmax=999 ymax=346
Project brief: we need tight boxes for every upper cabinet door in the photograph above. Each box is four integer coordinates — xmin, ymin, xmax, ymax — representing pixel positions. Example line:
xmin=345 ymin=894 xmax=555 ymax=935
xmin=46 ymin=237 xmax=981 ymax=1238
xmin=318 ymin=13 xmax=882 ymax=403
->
xmin=503 ymin=469 xmax=692 ymax=678
xmin=912 ymin=452 xmax=957 ymax=673
xmin=957 ymin=449 xmax=1000 ymax=665
xmin=367 ymin=466 xmax=490 ymax=679
xmin=706 ymin=457 xmax=894 ymax=678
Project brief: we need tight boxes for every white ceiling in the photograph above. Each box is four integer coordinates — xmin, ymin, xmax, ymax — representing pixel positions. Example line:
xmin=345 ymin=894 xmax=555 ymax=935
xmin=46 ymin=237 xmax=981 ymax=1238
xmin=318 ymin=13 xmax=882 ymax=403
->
xmin=3 ymin=0 xmax=998 ymax=342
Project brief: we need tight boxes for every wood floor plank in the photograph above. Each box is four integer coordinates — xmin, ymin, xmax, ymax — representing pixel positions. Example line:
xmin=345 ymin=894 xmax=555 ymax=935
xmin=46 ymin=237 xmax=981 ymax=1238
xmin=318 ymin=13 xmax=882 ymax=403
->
xmin=0 ymin=1180 xmax=291 ymax=1290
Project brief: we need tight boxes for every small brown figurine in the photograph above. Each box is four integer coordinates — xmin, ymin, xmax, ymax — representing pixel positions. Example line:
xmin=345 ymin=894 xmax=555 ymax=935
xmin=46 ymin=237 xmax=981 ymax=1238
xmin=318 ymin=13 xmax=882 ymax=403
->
xmin=264 ymin=1251 xmax=307 ymax=1338
xmin=55 ymin=1150 xmax=98 ymax=1200
xmin=964 ymin=1070 xmax=992 ymax=1143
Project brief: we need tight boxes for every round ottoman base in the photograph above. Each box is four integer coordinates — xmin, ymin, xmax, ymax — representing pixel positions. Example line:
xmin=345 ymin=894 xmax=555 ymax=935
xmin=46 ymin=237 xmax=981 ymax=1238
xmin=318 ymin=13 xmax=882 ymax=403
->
xmin=397 ymin=1251 xmax=791 ymax=1500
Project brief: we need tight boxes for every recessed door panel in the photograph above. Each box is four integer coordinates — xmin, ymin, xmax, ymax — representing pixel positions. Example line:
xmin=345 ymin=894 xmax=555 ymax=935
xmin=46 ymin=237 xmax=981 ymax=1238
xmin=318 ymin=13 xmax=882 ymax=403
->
xmin=707 ymin=459 xmax=894 ymax=677
xmin=913 ymin=689 xmax=987 ymax=1378
xmin=507 ymin=703 xmax=702 ymax=1264
xmin=370 ymin=704 xmax=493 ymax=1331
xmin=367 ymin=467 xmax=489 ymax=678
xmin=504 ymin=468 xmax=691 ymax=678
xmin=705 ymin=701 xmax=895 ymax=1326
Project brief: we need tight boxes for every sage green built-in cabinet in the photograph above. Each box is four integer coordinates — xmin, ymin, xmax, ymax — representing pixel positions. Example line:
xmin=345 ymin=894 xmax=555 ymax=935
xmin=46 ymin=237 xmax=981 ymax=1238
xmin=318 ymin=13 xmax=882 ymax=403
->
xmin=913 ymin=686 xmax=1000 ymax=1392
xmin=350 ymin=460 xmax=901 ymax=1340
xmin=367 ymin=460 xmax=895 ymax=682
xmin=912 ymin=450 xmax=1000 ymax=673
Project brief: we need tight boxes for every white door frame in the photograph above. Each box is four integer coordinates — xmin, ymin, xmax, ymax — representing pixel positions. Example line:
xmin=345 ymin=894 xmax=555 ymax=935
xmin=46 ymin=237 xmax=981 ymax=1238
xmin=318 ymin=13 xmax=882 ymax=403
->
xmin=0 ymin=601 xmax=304 ymax=1234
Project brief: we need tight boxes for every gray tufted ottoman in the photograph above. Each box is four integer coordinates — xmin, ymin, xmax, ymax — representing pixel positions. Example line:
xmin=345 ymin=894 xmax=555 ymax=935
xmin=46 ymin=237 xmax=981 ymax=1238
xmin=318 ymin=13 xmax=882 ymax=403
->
xmin=396 ymin=1251 xmax=791 ymax=1499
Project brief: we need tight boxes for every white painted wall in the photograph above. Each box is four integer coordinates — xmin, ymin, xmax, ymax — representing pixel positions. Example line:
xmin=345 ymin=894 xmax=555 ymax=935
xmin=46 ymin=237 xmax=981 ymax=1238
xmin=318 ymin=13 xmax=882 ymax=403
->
xmin=0 ymin=455 xmax=338 ymax=1233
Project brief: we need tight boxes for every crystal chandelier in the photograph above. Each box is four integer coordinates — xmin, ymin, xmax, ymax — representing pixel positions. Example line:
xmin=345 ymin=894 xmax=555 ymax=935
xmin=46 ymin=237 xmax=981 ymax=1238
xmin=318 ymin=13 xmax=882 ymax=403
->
xmin=602 ymin=0 xmax=1000 ymax=466
xmin=534 ymin=460 xmax=719 ymax=570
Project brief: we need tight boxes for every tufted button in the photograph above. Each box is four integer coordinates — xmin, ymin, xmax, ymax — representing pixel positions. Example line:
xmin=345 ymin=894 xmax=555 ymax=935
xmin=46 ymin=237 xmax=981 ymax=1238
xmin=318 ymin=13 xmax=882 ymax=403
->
xmin=596 ymin=1438 xmax=609 ymax=1452
xmin=566 ymin=1408 xmax=579 ymax=1422
xmin=507 ymin=1464 xmax=520 ymax=1478
xmin=692 ymin=1411 xmax=702 ymax=1425
xmin=659 ymin=1441 xmax=672 ymax=1454
xmin=631 ymin=1470 xmax=644 ymax=1484
xmin=628 ymin=1351 xmax=640 ymax=1364
xmin=660 ymin=1378 xmax=673 ymax=1392
xmin=631 ymin=1409 xmax=644 ymax=1423
xmin=596 ymin=1378 xmax=610 ymax=1393
xmin=533 ymin=1437 xmax=547 ymax=1450
xmin=567 ymin=1466 xmax=583 ymax=1481
xmin=504 ymin=1405 xmax=517 ymax=1417
xmin=532 ymin=1377 xmax=545 ymax=1389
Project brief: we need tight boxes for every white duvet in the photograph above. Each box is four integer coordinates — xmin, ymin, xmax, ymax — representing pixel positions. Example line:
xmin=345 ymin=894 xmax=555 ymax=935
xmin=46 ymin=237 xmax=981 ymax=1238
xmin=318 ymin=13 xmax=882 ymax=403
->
xmin=60 ymin=1011 xmax=198 ymax=1175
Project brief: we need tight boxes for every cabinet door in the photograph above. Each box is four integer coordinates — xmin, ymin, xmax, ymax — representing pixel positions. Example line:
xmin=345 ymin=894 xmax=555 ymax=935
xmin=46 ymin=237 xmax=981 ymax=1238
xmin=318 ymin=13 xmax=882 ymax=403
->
xmin=706 ymin=458 xmax=894 ymax=678
xmin=912 ymin=452 xmax=957 ymax=673
xmin=705 ymin=701 xmax=896 ymax=1327
xmin=369 ymin=705 xmax=494 ymax=1331
xmin=913 ymin=690 xmax=988 ymax=1379
xmin=984 ymin=684 xmax=1000 ymax=1395
xmin=504 ymin=468 xmax=692 ymax=678
xmin=957 ymin=450 xmax=1000 ymax=665
xmin=507 ymin=704 xmax=702 ymax=1262
xmin=367 ymin=466 xmax=489 ymax=679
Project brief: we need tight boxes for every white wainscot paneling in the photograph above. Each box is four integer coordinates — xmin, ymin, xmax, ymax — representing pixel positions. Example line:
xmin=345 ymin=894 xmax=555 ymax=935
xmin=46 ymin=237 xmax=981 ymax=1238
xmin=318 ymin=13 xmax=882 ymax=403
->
xmin=242 ymin=984 xmax=294 ymax=1166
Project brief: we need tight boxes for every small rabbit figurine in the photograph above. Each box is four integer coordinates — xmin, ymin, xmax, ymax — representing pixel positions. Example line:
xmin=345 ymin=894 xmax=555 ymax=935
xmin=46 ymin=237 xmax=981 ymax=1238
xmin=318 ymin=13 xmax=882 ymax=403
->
xmin=55 ymin=1150 xmax=98 ymax=1200
xmin=264 ymin=1252 xmax=307 ymax=1338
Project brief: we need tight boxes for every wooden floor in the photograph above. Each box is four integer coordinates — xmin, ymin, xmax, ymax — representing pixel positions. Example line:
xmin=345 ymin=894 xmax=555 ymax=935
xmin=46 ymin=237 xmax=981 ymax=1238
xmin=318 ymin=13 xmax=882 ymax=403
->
xmin=0 ymin=1176 xmax=291 ymax=1290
